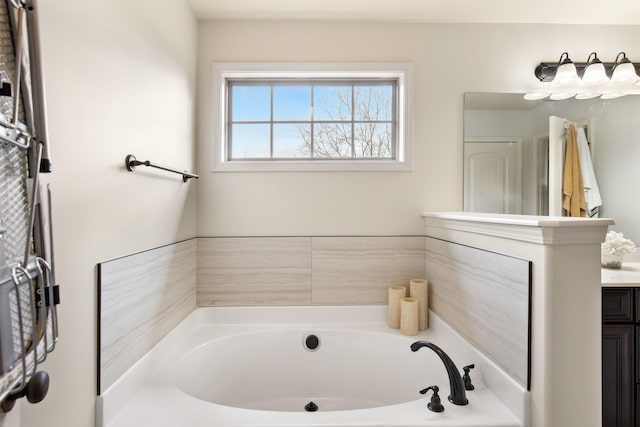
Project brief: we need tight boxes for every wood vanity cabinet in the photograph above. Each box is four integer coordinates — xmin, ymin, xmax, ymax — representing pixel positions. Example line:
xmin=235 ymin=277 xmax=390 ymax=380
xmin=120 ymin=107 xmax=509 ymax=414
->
xmin=602 ymin=287 xmax=636 ymax=427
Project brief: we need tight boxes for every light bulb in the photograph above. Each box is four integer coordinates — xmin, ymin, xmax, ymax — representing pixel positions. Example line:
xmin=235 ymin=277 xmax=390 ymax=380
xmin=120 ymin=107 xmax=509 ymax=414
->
xmin=553 ymin=62 xmax=580 ymax=85
xmin=611 ymin=62 xmax=638 ymax=84
xmin=611 ymin=52 xmax=639 ymax=84
xmin=551 ymin=53 xmax=580 ymax=86
xmin=582 ymin=62 xmax=608 ymax=85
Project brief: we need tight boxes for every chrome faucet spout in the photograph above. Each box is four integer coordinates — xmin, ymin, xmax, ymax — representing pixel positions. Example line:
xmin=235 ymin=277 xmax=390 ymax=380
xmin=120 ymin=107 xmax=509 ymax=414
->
xmin=410 ymin=341 xmax=469 ymax=405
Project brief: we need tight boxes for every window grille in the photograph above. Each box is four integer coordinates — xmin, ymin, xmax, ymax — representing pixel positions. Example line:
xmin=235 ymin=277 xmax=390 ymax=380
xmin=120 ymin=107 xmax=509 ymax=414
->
xmin=227 ymin=79 xmax=397 ymax=161
xmin=211 ymin=63 xmax=413 ymax=172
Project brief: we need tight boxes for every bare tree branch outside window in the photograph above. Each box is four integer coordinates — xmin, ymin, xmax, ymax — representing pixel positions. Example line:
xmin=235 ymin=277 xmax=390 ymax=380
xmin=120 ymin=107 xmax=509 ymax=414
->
xmin=228 ymin=80 xmax=395 ymax=160
xmin=295 ymin=86 xmax=392 ymax=159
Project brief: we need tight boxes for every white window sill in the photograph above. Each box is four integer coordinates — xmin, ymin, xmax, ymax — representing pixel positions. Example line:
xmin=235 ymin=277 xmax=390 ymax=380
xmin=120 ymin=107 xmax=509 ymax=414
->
xmin=211 ymin=159 xmax=412 ymax=172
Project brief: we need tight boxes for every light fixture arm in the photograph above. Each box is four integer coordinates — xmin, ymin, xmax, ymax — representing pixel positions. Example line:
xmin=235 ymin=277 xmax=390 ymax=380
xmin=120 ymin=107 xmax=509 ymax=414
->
xmin=586 ymin=52 xmax=600 ymax=66
xmin=611 ymin=52 xmax=630 ymax=73
xmin=557 ymin=52 xmax=571 ymax=68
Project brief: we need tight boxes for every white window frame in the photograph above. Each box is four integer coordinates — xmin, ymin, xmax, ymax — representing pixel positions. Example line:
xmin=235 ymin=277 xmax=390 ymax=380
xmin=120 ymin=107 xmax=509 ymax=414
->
xmin=211 ymin=63 xmax=413 ymax=172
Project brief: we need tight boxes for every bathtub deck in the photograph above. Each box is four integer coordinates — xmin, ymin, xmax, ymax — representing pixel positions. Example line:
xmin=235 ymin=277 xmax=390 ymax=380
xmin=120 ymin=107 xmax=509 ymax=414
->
xmin=108 ymin=385 xmax=522 ymax=427
xmin=97 ymin=306 xmax=528 ymax=427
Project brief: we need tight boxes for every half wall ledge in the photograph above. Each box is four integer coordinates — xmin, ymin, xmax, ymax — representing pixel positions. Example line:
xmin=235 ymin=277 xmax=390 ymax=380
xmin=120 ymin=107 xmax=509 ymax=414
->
xmin=423 ymin=211 xmax=614 ymax=245
xmin=422 ymin=211 xmax=613 ymax=427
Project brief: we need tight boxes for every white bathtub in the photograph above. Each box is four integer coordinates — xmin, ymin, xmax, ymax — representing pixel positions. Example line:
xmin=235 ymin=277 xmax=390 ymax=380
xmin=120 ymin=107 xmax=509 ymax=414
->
xmin=97 ymin=306 xmax=529 ymax=427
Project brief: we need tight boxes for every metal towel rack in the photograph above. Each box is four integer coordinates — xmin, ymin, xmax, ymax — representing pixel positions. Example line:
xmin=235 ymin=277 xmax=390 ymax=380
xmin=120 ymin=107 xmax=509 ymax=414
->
xmin=125 ymin=154 xmax=199 ymax=182
xmin=0 ymin=0 xmax=59 ymax=412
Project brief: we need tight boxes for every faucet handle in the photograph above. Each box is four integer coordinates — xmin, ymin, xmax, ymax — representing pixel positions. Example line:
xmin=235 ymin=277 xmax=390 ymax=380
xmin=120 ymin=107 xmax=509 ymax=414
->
xmin=462 ymin=364 xmax=475 ymax=390
xmin=419 ymin=385 xmax=445 ymax=412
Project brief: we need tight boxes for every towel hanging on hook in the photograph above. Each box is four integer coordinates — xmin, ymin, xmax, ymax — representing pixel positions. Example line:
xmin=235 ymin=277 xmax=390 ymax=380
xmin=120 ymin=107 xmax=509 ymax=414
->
xmin=562 ymin=124 xmax=586 ymax=217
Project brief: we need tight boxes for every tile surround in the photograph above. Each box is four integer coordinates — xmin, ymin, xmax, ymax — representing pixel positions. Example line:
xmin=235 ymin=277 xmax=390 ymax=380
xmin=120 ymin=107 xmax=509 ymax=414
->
xmin=99 ymin=234 xmax=531 ymax=392
xmin=311 ymin=236 xmax=426 ymax=305
xmin=98 ymin=239 xmax=196 ymax=394
xmin=197 ymin=237 xmax=312 ymax=306
xmin=196 ymin=236 xmax=425 ymax=306
xmin=424 ymin=237 xmax=531 ymax=387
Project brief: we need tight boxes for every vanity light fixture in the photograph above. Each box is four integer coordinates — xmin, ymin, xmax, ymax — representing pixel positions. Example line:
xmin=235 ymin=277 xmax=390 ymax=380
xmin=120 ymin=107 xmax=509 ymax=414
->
xmin=535 ymin=52 xmax=640 ymax=84
xmin=611 ymin=52 xmax=640 ymax=84
xmin=582 ymin=52 xmax=609 ymax=86
xmin=551 ymin=52 xmax=580 ymax=85
xmin=531 ymin=51 xmax=640 ymax=101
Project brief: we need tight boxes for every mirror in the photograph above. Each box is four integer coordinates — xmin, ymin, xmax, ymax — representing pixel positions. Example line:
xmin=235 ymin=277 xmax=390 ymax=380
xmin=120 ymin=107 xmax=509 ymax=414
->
xmin=464 ymin=93 xmax=640 ymax=242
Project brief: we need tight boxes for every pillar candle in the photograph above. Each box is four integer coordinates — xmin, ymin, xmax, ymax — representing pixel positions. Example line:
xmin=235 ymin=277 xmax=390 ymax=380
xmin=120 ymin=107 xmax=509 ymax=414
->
xmin=410 ymin=278 xmax=429 ymax=330
xmin=387 ymin=285 xmax=407 ymax=329
xmin=400 ymin=297 xmax=419 ymax=336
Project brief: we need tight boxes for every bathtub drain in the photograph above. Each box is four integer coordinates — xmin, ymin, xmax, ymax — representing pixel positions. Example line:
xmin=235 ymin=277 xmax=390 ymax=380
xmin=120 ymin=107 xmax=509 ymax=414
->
xmin=305 ymin=401 xmax=318 ymax=412
xmin=304 ymin=334 xmax=320 ymax=351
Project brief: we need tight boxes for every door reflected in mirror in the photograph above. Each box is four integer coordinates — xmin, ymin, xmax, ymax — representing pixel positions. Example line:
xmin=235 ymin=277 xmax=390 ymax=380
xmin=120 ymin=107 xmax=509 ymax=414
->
xmin=463 ymin=93 xmax=640 ymax=242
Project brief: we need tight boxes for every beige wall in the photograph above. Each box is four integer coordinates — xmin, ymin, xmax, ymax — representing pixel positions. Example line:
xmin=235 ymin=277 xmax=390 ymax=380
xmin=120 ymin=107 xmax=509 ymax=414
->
xmin=16 ymin=1 xmax=198 ymax=426
xmin=197 ymin=20 xmax=640 ymax=236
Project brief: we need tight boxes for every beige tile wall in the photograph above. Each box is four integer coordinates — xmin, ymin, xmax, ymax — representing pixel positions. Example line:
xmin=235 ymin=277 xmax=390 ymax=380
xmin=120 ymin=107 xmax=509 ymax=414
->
xmin=99 ymin=235 xmax=531 ymax=392
xmin=424 ymin=237 xmax=531 ymax=387
xmin=311 ymin=236 xmax=426 ymax=304
xmin=197 ymin=237 xmax=312 ymax=306
xmin=197 ymin=236 xmax=426 ymax=306
xmin=98 ymin=239 xmax=196 ymax=393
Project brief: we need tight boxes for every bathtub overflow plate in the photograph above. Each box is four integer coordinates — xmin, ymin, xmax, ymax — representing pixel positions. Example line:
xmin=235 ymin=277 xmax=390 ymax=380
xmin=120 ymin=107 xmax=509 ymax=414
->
xmin=304 ymin=334 xmax=320 ymax=351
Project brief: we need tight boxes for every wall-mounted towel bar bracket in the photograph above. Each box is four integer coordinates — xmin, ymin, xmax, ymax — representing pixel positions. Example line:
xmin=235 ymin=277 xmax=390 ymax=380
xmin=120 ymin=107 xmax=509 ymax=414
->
xmin=125 ymin=154 xmax=199 ymax=182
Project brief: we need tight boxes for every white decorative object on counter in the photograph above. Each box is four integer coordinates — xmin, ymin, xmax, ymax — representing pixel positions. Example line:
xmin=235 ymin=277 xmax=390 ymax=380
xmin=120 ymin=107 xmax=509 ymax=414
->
xmin=602 ymin=231 xmax=636 ymax=269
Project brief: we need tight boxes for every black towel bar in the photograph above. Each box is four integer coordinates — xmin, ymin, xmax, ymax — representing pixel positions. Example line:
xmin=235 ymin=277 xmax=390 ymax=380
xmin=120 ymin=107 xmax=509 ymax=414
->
xmin=125 ymin=154 xmax=199 ymax=182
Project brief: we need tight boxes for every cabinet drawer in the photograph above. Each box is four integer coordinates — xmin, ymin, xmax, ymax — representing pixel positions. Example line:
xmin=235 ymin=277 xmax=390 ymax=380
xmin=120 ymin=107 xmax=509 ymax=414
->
xmin=636 ymin=289 xmax=640 ymax=323
xmin=637 ymin=326 xmax=640 ymax=384
xmin=602 ymin=325 xmax=634 ymax=426
xmin=603 ymin=288 xmax=634 ymax=323
xmin=637 ymin=384 xmax=640 ymax=427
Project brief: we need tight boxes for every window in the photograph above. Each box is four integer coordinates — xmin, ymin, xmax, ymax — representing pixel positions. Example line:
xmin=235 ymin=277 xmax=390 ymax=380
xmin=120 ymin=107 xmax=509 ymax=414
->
xmin=212 ymin=63 xmax=413 ymax=171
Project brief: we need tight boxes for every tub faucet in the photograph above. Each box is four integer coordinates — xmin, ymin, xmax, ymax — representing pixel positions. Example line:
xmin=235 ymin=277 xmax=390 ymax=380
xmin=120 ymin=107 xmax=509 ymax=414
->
xmin=410 ymin=341 xmax=468 ymax=405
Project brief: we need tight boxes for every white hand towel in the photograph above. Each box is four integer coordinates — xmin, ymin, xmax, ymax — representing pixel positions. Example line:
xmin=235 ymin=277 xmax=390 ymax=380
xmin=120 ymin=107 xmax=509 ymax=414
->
xmin=576 ymin=127 xmax=602 ymax=217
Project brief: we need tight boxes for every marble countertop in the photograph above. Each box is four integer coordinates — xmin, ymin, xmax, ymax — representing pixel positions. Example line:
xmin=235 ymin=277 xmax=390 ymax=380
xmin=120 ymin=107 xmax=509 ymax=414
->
xmin=602 ymin=262 xmax=640 ymax=287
